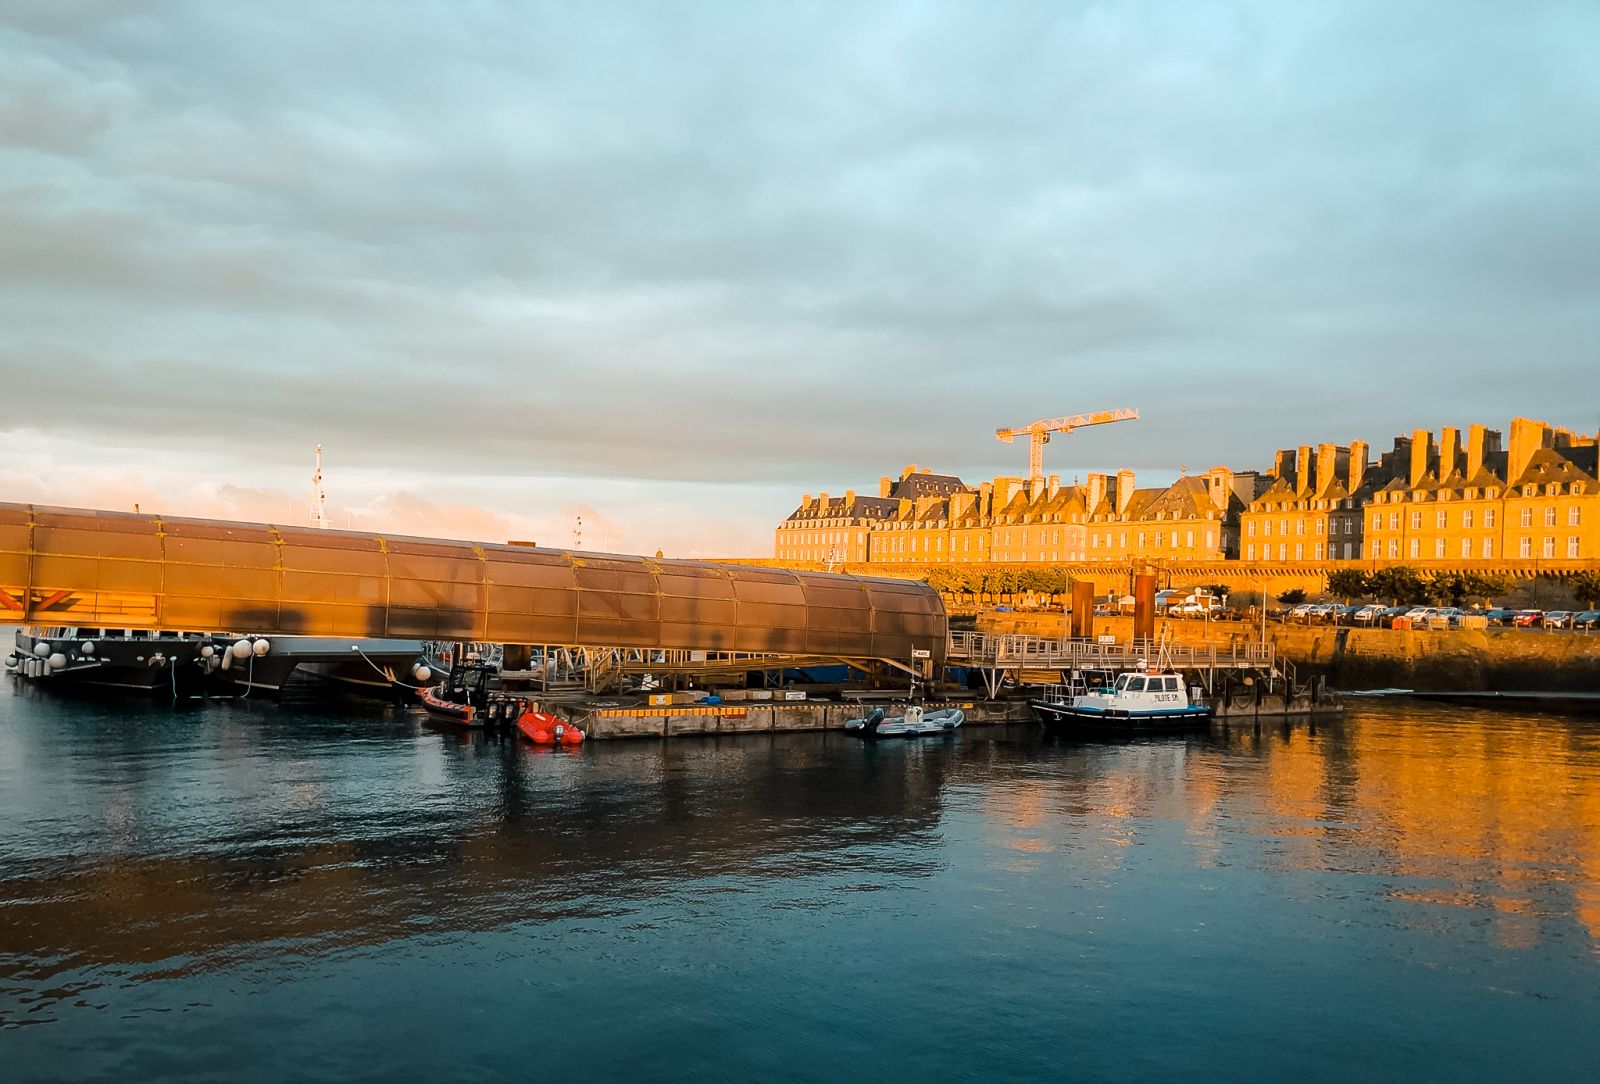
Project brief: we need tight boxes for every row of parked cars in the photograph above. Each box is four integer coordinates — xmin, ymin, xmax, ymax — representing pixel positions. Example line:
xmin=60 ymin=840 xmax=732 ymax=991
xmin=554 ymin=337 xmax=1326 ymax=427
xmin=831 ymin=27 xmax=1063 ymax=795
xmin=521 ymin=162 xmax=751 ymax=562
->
xmin=1282 ymin=603 xmax=1600 ymax=629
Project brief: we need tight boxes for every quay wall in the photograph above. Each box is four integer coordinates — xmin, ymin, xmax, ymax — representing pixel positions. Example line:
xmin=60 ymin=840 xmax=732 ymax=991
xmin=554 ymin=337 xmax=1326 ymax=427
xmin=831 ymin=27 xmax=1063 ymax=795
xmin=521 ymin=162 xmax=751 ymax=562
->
xmin=570 ymin=699 xmax=1032 ymax=740
xmin=976 ymin=613 xmax=1600 ymax=693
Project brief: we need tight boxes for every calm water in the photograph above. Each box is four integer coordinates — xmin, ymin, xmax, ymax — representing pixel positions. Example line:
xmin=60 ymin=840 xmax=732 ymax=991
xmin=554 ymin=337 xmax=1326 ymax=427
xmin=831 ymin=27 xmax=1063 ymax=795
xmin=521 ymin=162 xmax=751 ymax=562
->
xmin=3 ymin=679 xmax=1600 ymax=1081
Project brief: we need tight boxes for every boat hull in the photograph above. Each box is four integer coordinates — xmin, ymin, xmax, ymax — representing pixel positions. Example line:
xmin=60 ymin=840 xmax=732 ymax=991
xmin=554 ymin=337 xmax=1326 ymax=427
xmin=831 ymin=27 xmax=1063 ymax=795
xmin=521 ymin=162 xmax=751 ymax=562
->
xmin=516 ymin=710 xmax=585 ymax=746
xmin=1031 ymin=700 xmax=1213 ymax=732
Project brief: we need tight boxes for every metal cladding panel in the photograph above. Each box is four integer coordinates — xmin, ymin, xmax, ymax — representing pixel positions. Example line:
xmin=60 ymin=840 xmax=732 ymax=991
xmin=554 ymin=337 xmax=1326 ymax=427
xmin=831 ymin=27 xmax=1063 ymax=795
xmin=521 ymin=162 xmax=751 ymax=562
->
xmin=0 ymin=502 xmax=948 ymax=658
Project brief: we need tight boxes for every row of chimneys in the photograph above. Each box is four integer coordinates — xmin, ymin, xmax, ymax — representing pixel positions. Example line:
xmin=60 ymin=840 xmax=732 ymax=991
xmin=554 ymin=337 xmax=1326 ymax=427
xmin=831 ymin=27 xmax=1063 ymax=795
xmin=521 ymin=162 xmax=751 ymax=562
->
xmin=1271 ymin=418 xmax=1599 ymax=495
xmin=806 ymin=418 xmax=1592 ymax=514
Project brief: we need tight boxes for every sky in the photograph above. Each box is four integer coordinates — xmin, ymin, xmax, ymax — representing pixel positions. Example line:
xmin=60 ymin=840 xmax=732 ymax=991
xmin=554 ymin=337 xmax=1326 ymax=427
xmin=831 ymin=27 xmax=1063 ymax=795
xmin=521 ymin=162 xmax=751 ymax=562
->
xmin=2 ymin=1 xmax=1597 ymax=557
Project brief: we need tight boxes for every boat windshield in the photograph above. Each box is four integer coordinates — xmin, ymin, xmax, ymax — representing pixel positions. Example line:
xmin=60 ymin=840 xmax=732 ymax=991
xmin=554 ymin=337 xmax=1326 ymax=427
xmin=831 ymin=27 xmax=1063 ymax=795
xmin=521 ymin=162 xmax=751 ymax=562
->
xmin=1125 ymin=677 xmax=1146 ymax=693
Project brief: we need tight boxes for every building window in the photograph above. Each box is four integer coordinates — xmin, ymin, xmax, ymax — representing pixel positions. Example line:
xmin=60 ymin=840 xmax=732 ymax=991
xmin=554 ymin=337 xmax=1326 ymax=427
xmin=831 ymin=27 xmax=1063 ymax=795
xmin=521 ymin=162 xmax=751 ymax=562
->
xmin=1520 ymin=537 xmax=1531 ymax=558
xmin=1279 ymin=543 xmax=1287 ymax=561
xmin=1570 ymin=506 xmax=1581 ymax=527
xmin=1281 ymin=519 xmax=1289 ymax=536
xmin=1248 ymin=521 xmax=1256 ymax=537
xmin=1436 ymin=510 xmax=1447 ymax=529
xmin=1411 ymin=511 xmax=1422 ymax=530
xmin=1155 ymin=531 xmax=1164 ymax=547
xmin=1521 ymin=508 xmax=1533 ymax=528
xmin=1545 ymin=508 xmax=1557 ymax=527
xmin=1371 ymin=512 xmax=1381 ymax=531
xmin=1544 ymin=537 xmax=1556 ymax=559
xmin=1485 ymin=509 xmax=1496 ymax=528
xmin=1370 ymin=541 xmax=1380 ymax=559
xmin=1206 ymin=531 xmax=1215 ymax=548
xmin=1316 ymin=520 xmax=1325 ymax=536
xmin=1186 ymin=530 xmax=1194 ymax=548
xmin=1409 ymin=539 xmax=1419 ymax=559
xmin=1389 ymin=512 xmax=1400 ymax=530
xmin=1482 ymin=538 xmax=1493 ymax=558
xmin=1265 ymin=520 xmax=1273 ymax=536
xmin=1388 ymin=539 xmax=1398 ymax=559
xmin=1138 ymin=532 xmax=1147 ymax=548
xmin=1315 ymin=542 xmax=1324 ymax=560
xmin=1570 ymin=537 xmax=1581 ymax=558
xmin=1296 ymin=519 xmax=1305 ymax=536
xmin=1461 ymin=538 xmax=1471 ymax=558
xmin=1247 ymin=543 xmax=1255 ymax=561
xmin=1435 ymin=539 xmax=1445 ymax=558
xmin=1463 ymin=510 xmax=1473 ymax=529
xmin=1295 ymin=543 xmax=1304 ymax=560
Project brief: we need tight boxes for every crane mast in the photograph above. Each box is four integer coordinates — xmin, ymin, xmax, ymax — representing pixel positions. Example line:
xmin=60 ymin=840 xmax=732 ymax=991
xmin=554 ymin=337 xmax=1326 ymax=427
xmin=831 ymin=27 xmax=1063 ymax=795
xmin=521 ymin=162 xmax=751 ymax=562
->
xmin=996 ymin=408 xmax=1139 ymax=490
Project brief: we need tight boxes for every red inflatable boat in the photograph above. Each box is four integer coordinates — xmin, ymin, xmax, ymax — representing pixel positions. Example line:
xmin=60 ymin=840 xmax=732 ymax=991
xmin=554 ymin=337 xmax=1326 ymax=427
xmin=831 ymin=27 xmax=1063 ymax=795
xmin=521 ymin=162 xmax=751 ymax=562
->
xmin=516 ymin=709 xmax=585 ymax=746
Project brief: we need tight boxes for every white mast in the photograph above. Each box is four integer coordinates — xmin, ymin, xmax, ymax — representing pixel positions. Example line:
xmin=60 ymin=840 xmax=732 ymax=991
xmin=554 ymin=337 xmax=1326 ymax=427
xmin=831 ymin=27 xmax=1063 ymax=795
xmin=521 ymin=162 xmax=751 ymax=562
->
xmin=310 ymin=443 xmax=327 ymax=529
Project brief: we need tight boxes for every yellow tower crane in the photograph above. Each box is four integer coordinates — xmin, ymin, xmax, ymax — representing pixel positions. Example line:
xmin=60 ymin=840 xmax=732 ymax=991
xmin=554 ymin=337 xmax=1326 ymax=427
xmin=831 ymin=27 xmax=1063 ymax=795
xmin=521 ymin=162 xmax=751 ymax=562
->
xmin=996 ymin=408 xmax=1140 ymax=491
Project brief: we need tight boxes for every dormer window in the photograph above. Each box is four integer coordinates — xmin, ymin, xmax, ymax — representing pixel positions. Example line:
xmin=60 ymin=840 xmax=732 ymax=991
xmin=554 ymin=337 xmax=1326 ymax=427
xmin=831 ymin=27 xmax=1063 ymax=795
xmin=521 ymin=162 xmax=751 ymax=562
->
xmin=1524 ymin=485 xmax=1536 ymax=497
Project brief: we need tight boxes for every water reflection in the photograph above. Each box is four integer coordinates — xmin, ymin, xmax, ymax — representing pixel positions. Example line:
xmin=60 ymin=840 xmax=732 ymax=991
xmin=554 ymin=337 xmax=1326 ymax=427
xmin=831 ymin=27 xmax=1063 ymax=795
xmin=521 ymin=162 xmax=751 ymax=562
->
xmin=2 ymin=680 xmax=1598 ymax=1078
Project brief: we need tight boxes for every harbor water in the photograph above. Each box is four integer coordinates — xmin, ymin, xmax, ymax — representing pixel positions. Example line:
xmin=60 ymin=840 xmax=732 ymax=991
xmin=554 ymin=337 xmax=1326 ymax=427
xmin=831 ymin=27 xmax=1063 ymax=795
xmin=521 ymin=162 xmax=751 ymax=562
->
xmin=3 ymin=678 xmax=1599 ymax=1081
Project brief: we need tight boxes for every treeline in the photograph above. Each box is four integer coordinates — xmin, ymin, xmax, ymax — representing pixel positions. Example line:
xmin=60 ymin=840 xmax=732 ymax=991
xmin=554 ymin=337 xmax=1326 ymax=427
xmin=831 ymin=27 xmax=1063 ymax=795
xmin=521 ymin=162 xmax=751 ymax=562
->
xmin=918 ymin=568 xmax=1076 ymax=595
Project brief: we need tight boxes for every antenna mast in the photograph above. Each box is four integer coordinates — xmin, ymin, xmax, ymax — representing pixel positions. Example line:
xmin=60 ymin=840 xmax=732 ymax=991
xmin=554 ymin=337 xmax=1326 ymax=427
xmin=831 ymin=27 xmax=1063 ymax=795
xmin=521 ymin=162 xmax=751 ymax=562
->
xmin=310 ymin=443 xmax=327 ymax=529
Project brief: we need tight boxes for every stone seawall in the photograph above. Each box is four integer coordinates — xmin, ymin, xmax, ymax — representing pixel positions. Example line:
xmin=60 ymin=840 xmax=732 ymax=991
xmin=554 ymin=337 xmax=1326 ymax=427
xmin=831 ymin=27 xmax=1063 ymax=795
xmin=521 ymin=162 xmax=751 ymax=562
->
xmin=976 ymin=612 xmax=1600 ymax=692
xmin=571 ymin=699 xmax=1032 ymax=740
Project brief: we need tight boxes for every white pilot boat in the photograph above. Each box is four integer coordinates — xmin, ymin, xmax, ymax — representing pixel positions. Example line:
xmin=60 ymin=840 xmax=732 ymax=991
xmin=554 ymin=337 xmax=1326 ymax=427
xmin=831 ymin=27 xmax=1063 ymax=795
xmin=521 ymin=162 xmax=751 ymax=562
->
xmin=1030 ymin=665 xmax=1213 ymax=732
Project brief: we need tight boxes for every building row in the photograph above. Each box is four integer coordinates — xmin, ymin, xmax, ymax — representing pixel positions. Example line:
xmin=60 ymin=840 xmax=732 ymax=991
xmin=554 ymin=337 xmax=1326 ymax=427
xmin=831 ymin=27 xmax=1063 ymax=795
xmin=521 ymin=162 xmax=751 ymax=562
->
xmin=773 ymin=418 xmax=1600 ymax=569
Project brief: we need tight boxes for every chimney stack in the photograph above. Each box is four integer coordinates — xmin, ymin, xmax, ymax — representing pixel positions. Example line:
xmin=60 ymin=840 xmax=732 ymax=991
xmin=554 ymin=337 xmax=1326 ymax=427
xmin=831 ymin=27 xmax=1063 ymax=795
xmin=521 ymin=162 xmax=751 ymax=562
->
xmin=802 ymin=493 xmax=813 ymax=507
xmin=1439 ymin=427 xmax=1461 ymax=482
xmin=1087 ymin=473 xmax=1107 ymax=513
xmin=1349 ymin=440 xmax=1369 ymax=494
xmin=1409 ymin=429 xmax=1433 ymax=487
xmin=1116 ymin=469 xmax=1136 ymax=515
xmin=1315 ymin=443 xmax=1338 ymax=495
xmin=1274 ymin=449 xmax=1297 ymax=483
xmin=844 ymin=489 xmax=855 ymax=505
xmin=879 ymin=475 xmax=893 ymax=498
xmin=1507 ymin=417 xmax=1551 ymax=483
xmin=1466 ymin=425 xmax=1500 ymax=479
xmin=1296 ymin=444 xmax=1313 ymax=494
xmin=1047 ymin=473 xmax=1060 ymax=499
xmin=978 ymin=481 xmax=993 ymax=518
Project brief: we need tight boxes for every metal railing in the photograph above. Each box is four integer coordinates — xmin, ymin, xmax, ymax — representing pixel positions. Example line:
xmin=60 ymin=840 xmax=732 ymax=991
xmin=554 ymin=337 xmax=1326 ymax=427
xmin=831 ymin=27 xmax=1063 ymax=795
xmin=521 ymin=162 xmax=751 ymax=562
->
xmin=946 ymin=631 xmax=1273 ymax=671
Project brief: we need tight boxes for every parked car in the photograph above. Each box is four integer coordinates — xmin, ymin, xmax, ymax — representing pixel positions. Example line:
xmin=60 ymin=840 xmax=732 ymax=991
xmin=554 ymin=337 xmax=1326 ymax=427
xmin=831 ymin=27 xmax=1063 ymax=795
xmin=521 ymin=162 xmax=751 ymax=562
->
xmin=1376 ymin=606 xmax=1412 ymax=628
xmin=1352 ymin=604 xmax=1385 ymax=625
xmin=1286 ymin=603 xmax=1313 ymax=623
xmin=1574 ymin=611 xmax=1600 ymax=630
xmin=1438 ymin=607 xmax=1464 ymax=627
xmin=1544 ymin=611 xmax=1576 ymax=629
xmin=1484 ymin=608 xmax=1516 ymax=626
xmin=1512 ymin=610 xmax=1544 ymax=627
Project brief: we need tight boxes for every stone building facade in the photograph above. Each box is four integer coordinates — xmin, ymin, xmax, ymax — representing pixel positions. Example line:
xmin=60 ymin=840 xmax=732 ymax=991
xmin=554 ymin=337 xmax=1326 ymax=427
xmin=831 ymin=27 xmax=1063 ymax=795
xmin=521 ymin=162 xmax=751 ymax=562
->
xmin=775 ymin=417 xmax=1600 ymax=573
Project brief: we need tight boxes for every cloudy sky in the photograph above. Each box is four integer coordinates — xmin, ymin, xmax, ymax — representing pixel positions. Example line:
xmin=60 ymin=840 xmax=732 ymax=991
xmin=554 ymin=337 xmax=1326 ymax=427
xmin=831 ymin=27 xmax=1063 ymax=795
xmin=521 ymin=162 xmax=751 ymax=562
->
xmin=3 ymin=1 xmax=1596 ymax=556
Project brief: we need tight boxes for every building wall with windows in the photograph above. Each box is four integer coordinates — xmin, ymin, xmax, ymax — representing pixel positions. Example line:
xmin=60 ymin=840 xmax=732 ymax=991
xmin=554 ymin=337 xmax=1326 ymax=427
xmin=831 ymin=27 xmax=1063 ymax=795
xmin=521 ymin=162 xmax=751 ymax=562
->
xmin=774 ymin=419 xmax=1600 ymax=572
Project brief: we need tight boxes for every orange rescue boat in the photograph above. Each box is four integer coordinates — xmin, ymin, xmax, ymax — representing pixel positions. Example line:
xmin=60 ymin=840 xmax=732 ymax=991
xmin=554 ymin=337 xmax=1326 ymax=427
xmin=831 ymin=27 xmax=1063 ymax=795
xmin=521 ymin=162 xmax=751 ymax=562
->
xmin=516 ymin=708 xmax=585 ymax=746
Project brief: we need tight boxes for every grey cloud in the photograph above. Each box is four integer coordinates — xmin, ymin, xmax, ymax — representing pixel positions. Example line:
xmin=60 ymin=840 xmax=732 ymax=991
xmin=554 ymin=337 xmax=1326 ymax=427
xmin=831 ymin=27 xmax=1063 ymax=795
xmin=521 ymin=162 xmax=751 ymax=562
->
xmin=2 ymin=0 xmax=1598 ymax=509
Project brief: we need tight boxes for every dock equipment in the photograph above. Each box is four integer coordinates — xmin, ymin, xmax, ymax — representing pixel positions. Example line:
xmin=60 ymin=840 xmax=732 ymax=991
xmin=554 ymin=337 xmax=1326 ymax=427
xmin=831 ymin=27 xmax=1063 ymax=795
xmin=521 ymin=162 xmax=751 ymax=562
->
xmin=0 ymin=502 xmax=946 ymax=666
xmin=996 ymin=407 xmax=1139 ymax=490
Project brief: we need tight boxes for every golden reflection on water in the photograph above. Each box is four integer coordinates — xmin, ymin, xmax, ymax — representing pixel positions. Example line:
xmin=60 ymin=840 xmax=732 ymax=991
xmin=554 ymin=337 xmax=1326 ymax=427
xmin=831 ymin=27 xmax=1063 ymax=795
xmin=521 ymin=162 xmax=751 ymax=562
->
xmin=984 ymin=706 xmax=1600 ymax=957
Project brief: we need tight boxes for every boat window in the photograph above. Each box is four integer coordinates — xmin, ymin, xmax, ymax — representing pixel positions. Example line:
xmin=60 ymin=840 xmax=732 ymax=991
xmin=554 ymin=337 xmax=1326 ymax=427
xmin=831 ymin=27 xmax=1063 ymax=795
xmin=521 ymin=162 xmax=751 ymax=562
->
xmin=1115 ymin=674 xmax=1132 ymax=691
xmin=1165 ymin=677 xmax=1181 ymax=691
xmin=1125 ymin=677 xmax=1146 ymax=692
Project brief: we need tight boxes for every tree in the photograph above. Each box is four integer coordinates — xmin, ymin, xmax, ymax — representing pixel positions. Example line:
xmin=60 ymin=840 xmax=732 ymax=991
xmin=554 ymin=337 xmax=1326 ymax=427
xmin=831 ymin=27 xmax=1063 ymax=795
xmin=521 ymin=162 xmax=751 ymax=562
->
xmin=1326 ymin=569 xmax=1370 ymax=602
xmin=1569 ymin=569 xmax=1600 ymax=610
xmin=1463 ymin=571 xmax=1512 ymax=607
xmin=1278 ymin=588 xmax=1307 ymax=606
xmin=1368 ymin=566 xmax=1427 ymax=606
xmin=1423 ymin=572 xmax=1468 ymax=607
